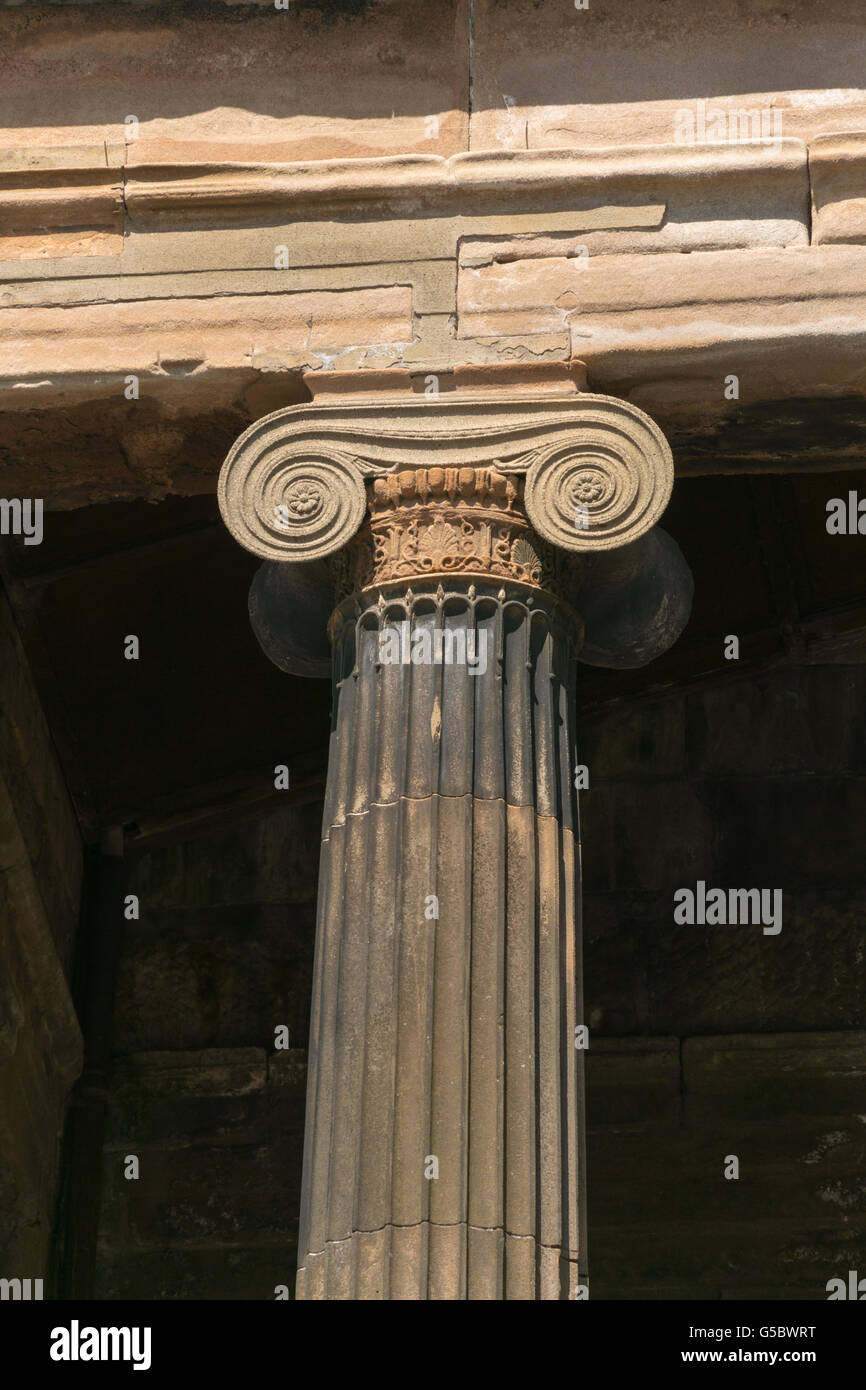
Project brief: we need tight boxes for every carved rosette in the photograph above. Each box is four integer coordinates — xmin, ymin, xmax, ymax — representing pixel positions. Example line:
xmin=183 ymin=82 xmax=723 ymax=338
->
xmin=218 ymin=440 xmax=367 ymax=562
xmin=523 ymin=399 xmax=674 ymax=552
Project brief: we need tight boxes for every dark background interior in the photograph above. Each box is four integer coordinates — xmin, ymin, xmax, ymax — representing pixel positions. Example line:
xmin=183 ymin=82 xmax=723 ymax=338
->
xmin=2 ymin=467 xmax=865 ymax=1297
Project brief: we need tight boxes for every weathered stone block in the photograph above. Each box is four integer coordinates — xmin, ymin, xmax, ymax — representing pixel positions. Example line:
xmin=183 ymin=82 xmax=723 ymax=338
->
xmin=683 ymin=1034 xmax=866 ymax=1124
xmin=104 ymin=1049 xmax=269 ymax=1149
xmin=130 ymin=804 xmax=321 ymax=911
xmin=585 ymin=891 xmax=866 ymax=1036
xmin=684 ymin=668 xmax=866 ymax=776
xmin=705 ymin=778 xmax=866 ymax=888
xmin=114 ymin=902 xmax=316 ymax=1054
xmin=588 ymin=1218 xmax=866 ymax=1300
xmin=586 ymin=1038 xmax=681 ymax=1129
xmin=93 ymin=1245 xmax=298 ymax=1301
xmin=98 ymin=1139 xmax=301 ymax=1252
xmin=811 ymin=133 xmax=866 ymax=245
xmin=590 ymin=1122 xmax=866 ymax=1226
xmin=471 ymin=0 xmax=866 ymax=150
xmin=581 ymin=782 xmax=714 ymax=892
xmin=580 ymin=695 xmax=685 ymax=779
xmin=0 ymin=1 xmax=469 ymax=156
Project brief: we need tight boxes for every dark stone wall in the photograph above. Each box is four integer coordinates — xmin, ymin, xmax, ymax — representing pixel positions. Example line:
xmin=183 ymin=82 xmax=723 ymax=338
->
xmin=581 ymin=655 xmax=866 ymax=1299
xmin=93 ymin=807 xmax=317 ymax=1297
xmin=116 ymin=810 xmax=319 ymax=1054
xmin=88 ymin=654 xmax=866 ymax=1299
xmin=0 ymin=588 xmax=83 ymax=1283
xmin=581 ymin=662 xmax=866 ymax=1036
xmin=95 ymin=1048 xmax=306 ymax=1299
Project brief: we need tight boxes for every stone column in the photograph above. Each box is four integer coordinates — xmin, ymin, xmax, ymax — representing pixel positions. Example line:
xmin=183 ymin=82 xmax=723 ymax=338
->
xmin=218 ymin=372 xmax=690 ymax=1300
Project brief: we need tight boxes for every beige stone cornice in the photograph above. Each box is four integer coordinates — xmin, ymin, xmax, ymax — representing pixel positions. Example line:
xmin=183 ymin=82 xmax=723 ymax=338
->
xmin=122 ymin=140 xmax=806 ymax=218
xmin=0 ymin=138 xmax=805 ymax=228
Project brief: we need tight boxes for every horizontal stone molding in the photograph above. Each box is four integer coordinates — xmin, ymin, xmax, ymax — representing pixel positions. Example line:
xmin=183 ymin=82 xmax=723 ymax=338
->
xmin=0 ymin=181 xmax=122 ymax=232
xmin=0 ymin=286 xmax=414 ymax=384
xmin=810 ymin=132 xmax=866 ymax=245
xmin=0 ymin=153 xmax=123 ymax=261
xmin=459 ymin=242 xmax=866 ymax=338
xmin=0 ymin=138 xmax=811 ymax=243
xmin=123 ymin=140 xmax=809 ymax=216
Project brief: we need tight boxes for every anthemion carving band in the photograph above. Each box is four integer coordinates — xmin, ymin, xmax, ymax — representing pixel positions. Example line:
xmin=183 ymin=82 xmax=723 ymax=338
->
xmin=218 ymin=367 xmax=693 ymax=1300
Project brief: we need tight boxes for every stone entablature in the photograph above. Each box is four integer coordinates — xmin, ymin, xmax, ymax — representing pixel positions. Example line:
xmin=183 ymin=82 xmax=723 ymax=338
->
xmin=3 ymin=132 xmax=866 ymax=503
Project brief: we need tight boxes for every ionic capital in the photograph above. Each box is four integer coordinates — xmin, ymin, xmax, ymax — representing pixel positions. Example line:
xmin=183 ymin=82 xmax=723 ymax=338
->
xmin=217 ymin=390 xmax=675 ymax=577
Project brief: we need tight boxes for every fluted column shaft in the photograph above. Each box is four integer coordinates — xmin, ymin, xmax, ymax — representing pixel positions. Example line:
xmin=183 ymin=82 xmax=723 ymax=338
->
xmin=296 ymin=579 xmax=585 ymax=1299
xmin=215 ymin=375 xmax=684 ymax=1301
